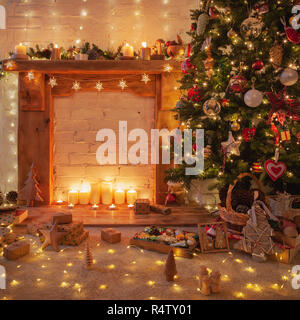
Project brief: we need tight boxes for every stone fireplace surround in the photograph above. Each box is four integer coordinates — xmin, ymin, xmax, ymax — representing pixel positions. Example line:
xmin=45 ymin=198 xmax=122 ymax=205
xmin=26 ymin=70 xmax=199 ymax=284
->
xmin=2 ymin=60 xmax=180 ymax=205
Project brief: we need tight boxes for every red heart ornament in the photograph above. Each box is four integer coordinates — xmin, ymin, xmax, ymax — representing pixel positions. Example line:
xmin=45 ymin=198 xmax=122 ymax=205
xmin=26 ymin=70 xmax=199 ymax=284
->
xmin=264 ymin=160 xmax=287 ymax=182
xmin=242 ymin=127 xmax=256 ymax=142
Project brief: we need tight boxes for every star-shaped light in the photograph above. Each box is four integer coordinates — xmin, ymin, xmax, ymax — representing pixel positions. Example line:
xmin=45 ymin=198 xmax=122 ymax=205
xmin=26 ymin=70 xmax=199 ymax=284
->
xmin=221 ymin=131 xmax=241 ymax=157
xmin=48 ymin=77 xmax=58 ymax=88
xmin=72 ymin=81 xmax=81 ymax=91
xmin=163 ymin=64 xmax=173 ymax=72
xmin=118 ymin=79 xmax=128 ymax=90
xmin=141 ymin=73 xmax=151 ymax=84
xmin=95 ymin=81 xmax=104 ymax=92
xmin=5 ymin=61 xmax=14 ymax=69
xmin=26 ymin=72 xmax=35 ymax=80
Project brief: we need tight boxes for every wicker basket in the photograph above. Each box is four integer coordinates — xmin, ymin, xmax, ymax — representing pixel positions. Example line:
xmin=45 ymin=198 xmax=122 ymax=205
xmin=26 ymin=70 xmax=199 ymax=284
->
xmin=218 ymin=173 xmax=269 ymax=234
xmin=286 ymin=196 xmax=300 ymax=220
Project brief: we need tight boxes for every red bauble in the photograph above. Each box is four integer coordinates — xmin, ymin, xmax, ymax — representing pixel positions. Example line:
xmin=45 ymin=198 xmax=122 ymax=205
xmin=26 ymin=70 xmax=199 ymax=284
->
xmin=297 ymin=132 xmax=300 ymax=141
xmin=188 ymin=86 xmax=203 ymax=103
xmin=190 ymin=23 xmax=197 ymax=31
xmin=181 ymin=58 xmax=192 ymax=74
xmin=209 ymin=7 xmax=219 ymax=19
xmin=229 ymin=75 xmax=248 ymax=93
xmin=252 ymin=59 xmax=264 ymax=71
xmin=242 ymin=127 xmax=256 ymax=142
xmin=221 ymin=99 xmax=230 ymax=107
xmin=284 ymin=25 xmax=300 ymax=44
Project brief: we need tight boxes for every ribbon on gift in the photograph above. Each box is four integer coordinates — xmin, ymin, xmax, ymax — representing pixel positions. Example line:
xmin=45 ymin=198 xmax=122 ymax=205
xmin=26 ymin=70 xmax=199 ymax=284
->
xmin=249 ymin=200 xmax=279 ymax=227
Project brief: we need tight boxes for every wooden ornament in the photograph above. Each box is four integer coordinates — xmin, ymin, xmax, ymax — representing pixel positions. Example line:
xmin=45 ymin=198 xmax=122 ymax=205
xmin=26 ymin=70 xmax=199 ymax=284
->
xmin=40 ymin=222 xmax=67 ymax=252
xmin=164 ymin=248 xmax=177 ymax=282
xmin=215 ymin=226 xmax=226 ymax=249
xmin=85 ymin=239 xmax=93 ymax=270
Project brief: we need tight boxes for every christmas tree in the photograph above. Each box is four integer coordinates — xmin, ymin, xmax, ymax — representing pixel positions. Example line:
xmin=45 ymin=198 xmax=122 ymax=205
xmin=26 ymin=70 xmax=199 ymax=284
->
xmin=166 ymin=0 xmax=300 ymax=195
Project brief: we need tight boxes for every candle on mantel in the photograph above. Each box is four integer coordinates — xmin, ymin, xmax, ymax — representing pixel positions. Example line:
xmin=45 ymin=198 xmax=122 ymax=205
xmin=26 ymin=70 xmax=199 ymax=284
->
xmin=102 ymin=181 xmax=112 ymax=205
xmin=51 ymin=44 xmax=61 ymax=60
xmin=109 ymin=204 xmax=116 ymax=210
xmin=90 ymin=183 xmax=100 ymax=205
xmin=79 ymin=186 xmax=90 ymax=205
xmin=92 ymin=204 xmax=99 ymax=210
xmin=68 ymin=190 xmax=79 ymax=205
xmin=115 ymin=189 xmax=125 ymax=205
xmin=57 ymin=199 xmax=63 ymax=205
xmin=68 ymin=203 xmax=74 ymax=209
xmin=15 ymin=43 xmax=27 ymax=56
xmin=122 ymin=43 xmax=134 ymax=57
xmin=140 ymin=42 xmax=151 ymax=61
xmin=127 ymin=189 xmax=137 ymax=205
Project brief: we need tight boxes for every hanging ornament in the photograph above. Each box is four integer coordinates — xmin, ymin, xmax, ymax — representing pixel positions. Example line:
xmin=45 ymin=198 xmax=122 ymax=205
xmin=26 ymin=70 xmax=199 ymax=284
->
xmin=242 ymin=127 xmax=256 ymax=142
xmin=209 ymin=6 xmax=219 ymax=19
xmin=197 ymin=12 xmax=210 ymax=36
xmin=297 ymin=132 xmax=300 ymax=142
xmin=26 ymin=72 xmax=35 ymax=81
xmin=221 ymin=99 xmax=230 ymax=108
xmin=231 ymin=121 xmax=240 ymax=132
xmin=227 ymin=29 xmax=238 ymax=39
xmin=265 ymin=160 xmax=287 ymax=182
xmin=190 ymin=23 xmax=197 ymax=31
xmin=281 ymin=17 xmax=300 ymax=44
xmin=141 ymin=73 xmax=151 ymax=84
xmin=269 ymin=41 xmax=283 ymax=70
xmin=280 ymin=123 xmax=291 ymax=142
xmin=95 ymin=81 xmax=104 ymax=92
xmin=280 ymin=68 xmax=299 ymax=86
xmin=254 ymin=1 xmax=269 ymax=15
xmin=252 ymin=162 xmax=263 ymax=173
xmin=181 ymin=58 xmax=193 ymax=74
xmin=271 ymin=123 xmax=280 ymax=146
xmin=240 ymin=17 xmax=263 ymax=39
xmin=244 ymin=78 xmax=263 ymax=108
xmin=221 ymin=131 xmax=241 ymax=157
xmin=72 ymin=81 xmax=81 ymax=91
xmin=119 ymin=79 xmax=128 ymax=90
xmin=229 ymin=74 xmax=248 ymax=93
xmin=176 ymin=98 xmax=185 ymax=109
xmin=252 ymin=59 xmax=264 ymax=71
xmin=188 ymin=86 xmax=203 ymax=103
xmin=203 ymin=48 xmax=214 ymax=79
xmin=203 ymin=98 xmax=221 ymax=117
xmin=48 ymin=77 xmax=58 ymax=88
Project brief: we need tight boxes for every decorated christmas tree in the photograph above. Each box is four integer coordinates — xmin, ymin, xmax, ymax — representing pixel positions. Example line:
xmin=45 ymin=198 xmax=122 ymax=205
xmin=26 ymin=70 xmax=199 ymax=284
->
xmin=166 ymin=0 xmax=300 ymax=195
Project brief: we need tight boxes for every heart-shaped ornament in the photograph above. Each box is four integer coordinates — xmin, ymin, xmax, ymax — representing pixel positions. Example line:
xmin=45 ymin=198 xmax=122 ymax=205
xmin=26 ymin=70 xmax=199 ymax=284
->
xmin=264 ymin=160 xmax=287 ymax=182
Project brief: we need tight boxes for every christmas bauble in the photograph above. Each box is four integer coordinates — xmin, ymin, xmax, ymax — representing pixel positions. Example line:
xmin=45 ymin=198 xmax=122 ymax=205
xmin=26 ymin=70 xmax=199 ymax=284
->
xmin=242 ymin=127 xmax=256 ymax=142
xmin=190 ymin=23 xmax=197 ymax=31
xmin=252 ymin=162 xmax=263 ymax=173
xmin=280 ymin=68 xmax=299 ymax=86
xmin=221 ymin=99 xmax=230 ymax=107
xmin=252 ymin=59 xmax=264 ymax=71
xmin=240 ymin=17 xmax=263 ymax=39
xmin=231 ymin=121 xmax=240 ymax=131
xmin=181 ymin=58 xmax=192 ymax=74
xmin=227 ymin=29 xmax=237 ymax=39
xmin=188 ymin=86 xmax=203 ymax=103
xmin=209 ymin=7 xmax=219 ymax=19
xmin=244 ymin=88 xmax=263 ymax=108
xmin=176 ymin=99 xmax=184 ymax=109
xmin=203 ymin=98 xmax=221 ymax=117
xmin=229 ymin=75 xmax=248 ymax=93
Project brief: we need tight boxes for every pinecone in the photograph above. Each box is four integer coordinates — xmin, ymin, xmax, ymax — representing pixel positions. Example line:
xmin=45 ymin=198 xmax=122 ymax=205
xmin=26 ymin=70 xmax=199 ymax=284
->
xmin=231 ymin=189 xmax=253 ymax=210
xmin=6 ymin=191 xmax=18 ymax=204
xmin=269 ymin=41 xmax=283 ymax=69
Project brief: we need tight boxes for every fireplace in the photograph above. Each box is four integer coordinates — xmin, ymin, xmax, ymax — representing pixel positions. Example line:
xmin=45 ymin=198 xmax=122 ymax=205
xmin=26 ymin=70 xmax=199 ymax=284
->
xmin=3 ymin=60 xmax=180 ymax=205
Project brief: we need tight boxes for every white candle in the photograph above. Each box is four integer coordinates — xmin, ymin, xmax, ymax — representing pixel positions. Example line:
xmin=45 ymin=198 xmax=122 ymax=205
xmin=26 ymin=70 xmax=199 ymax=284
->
xmin=68 ymin=190 xmax=79 ymax=205
xmin=79 ymin=185 xmax=90 ymax=205
xmin=127 ymin=189 xmax=137 ymax=205
xmin=90 ymin=183 xmax=100 ymax=205
xmin=15 ymin=43 xmax=27 ymax=56
xmin=115 ymin=189 xmax=125 ymax=205
xmin=102 ymin=182 xmax=112 ymax=205
xmin=122 ymin=43 xmax=134 ymax=57
xmin=51 ymin=44 xmax=61 ymax=60
xmin=140 ymin=42 xmax=151 ymax=60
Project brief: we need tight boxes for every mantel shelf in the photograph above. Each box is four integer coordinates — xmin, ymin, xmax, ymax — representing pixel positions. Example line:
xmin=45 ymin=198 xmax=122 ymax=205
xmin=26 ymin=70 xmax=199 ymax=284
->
xmin=1 ymin=59 xmax=180 ymax=74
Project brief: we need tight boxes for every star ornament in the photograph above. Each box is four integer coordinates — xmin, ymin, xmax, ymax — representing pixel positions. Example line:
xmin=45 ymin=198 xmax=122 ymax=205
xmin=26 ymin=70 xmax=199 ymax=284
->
xmin=95 ymin=81 xmax=104 ymax=92
xmin=40 ymin=222 xmax=67 ymax=252
xmin=48 ymin=77 xmax=58 ymax=88
xmin=221 ymin=131 xmax=241 ymax=157
xmin=163 ymin=64 xmax=173 ymax=72
xmin=26 ymin=72 xmax=35 ymax=81
xmin=72 ymin=81 xmax=81 ymax=91
xmin=141 ymin=73 xmax=151 ymax=84
xmin=119 ymin=79 xmax=128 ymax=90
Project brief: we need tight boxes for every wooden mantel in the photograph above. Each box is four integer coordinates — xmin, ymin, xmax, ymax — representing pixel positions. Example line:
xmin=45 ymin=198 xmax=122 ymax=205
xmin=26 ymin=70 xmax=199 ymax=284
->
xmin=2 ymin=59 xmax=181 ymax=205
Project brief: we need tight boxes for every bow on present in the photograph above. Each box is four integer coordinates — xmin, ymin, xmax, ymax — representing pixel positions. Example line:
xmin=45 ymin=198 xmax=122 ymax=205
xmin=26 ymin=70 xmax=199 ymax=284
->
xmin=266 ymin=89 xmax=300 ymax=125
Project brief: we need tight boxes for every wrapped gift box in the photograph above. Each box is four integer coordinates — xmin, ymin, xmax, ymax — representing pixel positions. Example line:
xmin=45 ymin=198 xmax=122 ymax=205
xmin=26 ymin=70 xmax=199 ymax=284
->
xmin=0 ymin=213 xmax=14 ymax=227
xmin=51 ymin=212 xmax=72 ymax=225
xmin=60 ymin=230 xmax=89 ymax=246
xmin=134 ymin=199 xmax=150 ymax=215
xmin=4 ymin=240 xmax=30 ymax=260
xmin=101 ymin=228 xmax=121 ymax=244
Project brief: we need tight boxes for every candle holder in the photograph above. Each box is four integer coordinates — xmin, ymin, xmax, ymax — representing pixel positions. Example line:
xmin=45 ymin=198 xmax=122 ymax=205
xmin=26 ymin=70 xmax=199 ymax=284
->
xmin=91 ymin=204 xmax=99 ymax=210
xmin=11 ymin=53 xmax=29 ymax=60
xmin=108 ymin=204 xmax=117 ymax=210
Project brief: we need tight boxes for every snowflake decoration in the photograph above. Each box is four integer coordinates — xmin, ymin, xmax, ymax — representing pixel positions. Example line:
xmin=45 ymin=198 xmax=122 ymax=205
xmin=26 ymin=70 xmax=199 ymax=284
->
xmin=26 ymin=72 xmax=35 ymax=80
xmin=163 ymin=64 xmax=172 ymax=72
xmin=48 ymin=77 xmax=58 ymax=88
xmin=118 ymin=79 xmax=128 ymax=90
xmin=5 ymin=61 xmax=14 ymax=69
xmin=95 ymin=81 xmax=104 ymax=92
xmin=72 ymin=81 xmax=81 ymax=91
xmin=141 ymin=73 xmax=151 ymax=84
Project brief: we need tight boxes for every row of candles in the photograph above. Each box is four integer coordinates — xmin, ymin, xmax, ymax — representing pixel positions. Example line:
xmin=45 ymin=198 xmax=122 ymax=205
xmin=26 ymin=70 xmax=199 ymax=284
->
xmin=57 ymin=182 xmax=138 ymax=210
xmin=14 ymin=42 xmax=156 ymax=61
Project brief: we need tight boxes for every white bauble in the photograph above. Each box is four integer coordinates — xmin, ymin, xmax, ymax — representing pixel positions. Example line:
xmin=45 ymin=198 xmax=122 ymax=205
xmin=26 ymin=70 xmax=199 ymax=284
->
xmin=280 ymin=68 xmax=299 ymax=86
xmin=244 ymin=89 xmax=263 ymax=108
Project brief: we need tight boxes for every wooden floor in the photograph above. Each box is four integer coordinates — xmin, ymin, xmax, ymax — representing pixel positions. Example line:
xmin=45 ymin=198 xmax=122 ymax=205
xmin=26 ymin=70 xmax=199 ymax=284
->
xmin=22 ymin=204 xmax=212 ymax=227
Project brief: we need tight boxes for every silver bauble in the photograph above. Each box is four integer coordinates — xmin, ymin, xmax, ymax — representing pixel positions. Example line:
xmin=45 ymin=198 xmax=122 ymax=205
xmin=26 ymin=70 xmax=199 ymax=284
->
xmin=240 ymin=17 xmax=263 ymax=39
xmin=244 ymin=89 xmax=263 ymax=108
xmin=279 ymin=68 xmax=299 ymax=86
xmin=203 ymin=98 xmax=221 ymax=116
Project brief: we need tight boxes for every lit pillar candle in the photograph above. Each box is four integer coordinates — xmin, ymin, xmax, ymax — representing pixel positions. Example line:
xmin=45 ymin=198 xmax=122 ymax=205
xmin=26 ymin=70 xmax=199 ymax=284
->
xmin=90 ymin=183 xmax=100 ymax=205
xmin=15 ymin=43 xmax=27 ymax=56
xmin=51 ymin=44 xmax=61 ymax=60
xmin=140 ymin=42 xmax=151 ymax=60
xmin=102 ymin=182 xmax=112 ymax=205
xmin=68 ymin=190 xmax=79 ymax=205
xmin=79 ymin=186 xmax=90 ymax=205
xmin=127 ymin=189 xmax=137 ymax=205
xmin=122 ymin=43 xmax=134 ymax=57
xmin=115 ymin=189 xmax=125 ymax=205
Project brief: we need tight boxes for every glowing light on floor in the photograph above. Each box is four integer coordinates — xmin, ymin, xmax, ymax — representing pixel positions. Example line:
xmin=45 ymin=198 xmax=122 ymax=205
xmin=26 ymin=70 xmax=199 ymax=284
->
xmin=99 ymin=284 xmax=107 ymax=290
xmin=147 ymin=280 xmax=155 ymax=286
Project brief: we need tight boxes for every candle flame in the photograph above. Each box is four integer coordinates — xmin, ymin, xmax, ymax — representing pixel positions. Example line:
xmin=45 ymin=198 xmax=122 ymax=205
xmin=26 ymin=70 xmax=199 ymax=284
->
xmin=142 ymin=42 xmax=147 ymax=48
